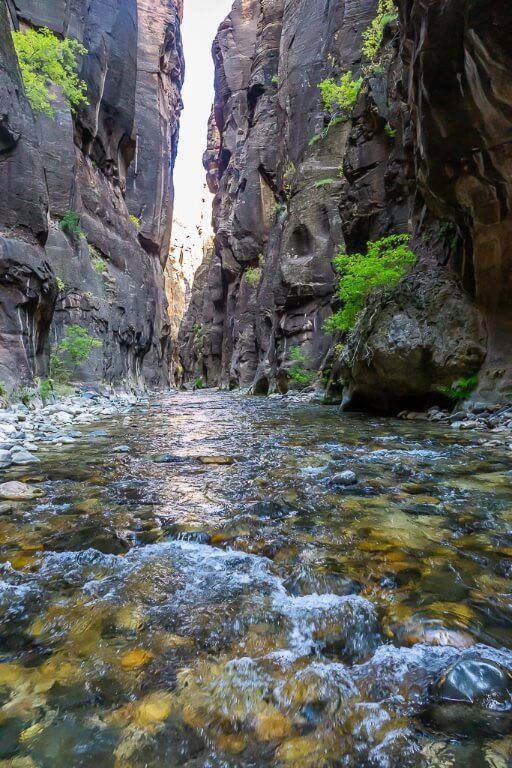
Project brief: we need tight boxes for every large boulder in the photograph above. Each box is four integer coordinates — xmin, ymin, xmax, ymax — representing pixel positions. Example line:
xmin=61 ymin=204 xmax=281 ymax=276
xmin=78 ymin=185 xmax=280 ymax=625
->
xmin=334 ymin=269 xmax=487 ymax=412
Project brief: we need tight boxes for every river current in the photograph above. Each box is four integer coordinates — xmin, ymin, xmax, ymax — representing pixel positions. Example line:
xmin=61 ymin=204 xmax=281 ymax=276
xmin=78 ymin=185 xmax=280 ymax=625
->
xmin=0 ymin=391 xmax=511 ymax=767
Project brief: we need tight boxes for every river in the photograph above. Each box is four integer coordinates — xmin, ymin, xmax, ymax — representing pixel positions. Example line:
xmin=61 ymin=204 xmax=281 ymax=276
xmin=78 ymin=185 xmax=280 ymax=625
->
xmin=0 ymin=391 xmax=511 ymax=767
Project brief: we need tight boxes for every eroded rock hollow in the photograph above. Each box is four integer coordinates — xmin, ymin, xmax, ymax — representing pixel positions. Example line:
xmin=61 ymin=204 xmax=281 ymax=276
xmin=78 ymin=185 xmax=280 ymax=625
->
xmin=180 ymin=0 xmax=512 ymax=411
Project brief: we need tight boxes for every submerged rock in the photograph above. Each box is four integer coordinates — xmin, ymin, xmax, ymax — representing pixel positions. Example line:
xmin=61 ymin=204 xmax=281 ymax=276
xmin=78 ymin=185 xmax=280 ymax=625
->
xmin=0 ymin=481 xmax=44 ymax=501
xmin=331 ymin=470 xmax=358 ymax=487
xmin=198 ymin=456 xmax=235 ymax=466
xmin=430 ymin=658 xmax=512 ymax=735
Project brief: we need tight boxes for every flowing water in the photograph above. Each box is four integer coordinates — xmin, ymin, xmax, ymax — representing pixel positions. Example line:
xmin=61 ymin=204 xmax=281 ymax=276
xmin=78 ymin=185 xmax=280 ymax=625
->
xmin=0 ymin=392 xmax=511 ymax=767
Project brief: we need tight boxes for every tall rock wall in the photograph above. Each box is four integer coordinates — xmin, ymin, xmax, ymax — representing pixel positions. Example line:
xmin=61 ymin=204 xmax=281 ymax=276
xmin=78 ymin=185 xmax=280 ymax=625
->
xmin=181 ymin=0 xmax=512 ymax=409
xmin=0 ymin=0 xmax=184 ymax=391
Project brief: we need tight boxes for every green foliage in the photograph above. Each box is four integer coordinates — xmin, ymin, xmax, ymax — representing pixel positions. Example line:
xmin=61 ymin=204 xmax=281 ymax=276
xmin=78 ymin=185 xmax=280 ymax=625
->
xmin=319 ymin=71 xmax=363 ymax=117
xmin=288 ymin=347 xmax=316 ymax=389
xmin=437 ymin=375 xmax=478 ymax=402
xmin=194 ymin=378 xmax=204 ymax=390
xmin=362 ymin=0 xmax=398 ymax=61
xmin=258 ymin=253 xmax=265 ymax=267
xmin=11 ymin=27 xmax=87 ymax=118
xmin=271 ymin=74 xmax=279 ymax=85
xmin=14 ymin=385 xmax=32 ymax=407
xmin=314 ymin=178 xmax=334 ymax=189
xmin=92 ymin=254 xmax=107 ymax=274
xmin=325 ymin=235 xmax=416 ymax=333
xmin=130 ymin=215 xmax=141 ymax=230
xmin=283 ymin=162 xmax=296 ymax=197
xmin=38 ymin=378 xmax=54 ymax=404
xmin=308 ymin=133 xmax=324 ymax=147
xmin=245 ymin=267 xmax=262 ymax=285
xmin=274 ymin=202 xmax=286 ymax=219
xmin=0 ymin=381 xmax=7 ymax=401
xmin=384 ymin=122 xmax=397 ymax=138
xmin=56 ymin=277 xmax=66 ymax=292
xmin=60 ymin=211 xmax=83 ymax=238
xmin=192 ymin=323 xmax=203 ymax=348
xmin=50 ymin=325 xmax=101 ymax=381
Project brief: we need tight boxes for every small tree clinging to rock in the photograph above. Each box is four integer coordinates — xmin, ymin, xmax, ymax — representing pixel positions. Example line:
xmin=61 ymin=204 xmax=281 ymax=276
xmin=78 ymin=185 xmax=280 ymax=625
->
xmin=11 ymin=27 xmax=88 ymax=118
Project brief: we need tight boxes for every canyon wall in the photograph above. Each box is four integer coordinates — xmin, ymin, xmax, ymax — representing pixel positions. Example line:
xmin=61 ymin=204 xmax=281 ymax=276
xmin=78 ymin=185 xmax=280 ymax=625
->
xmin=0 ymin=0 xmax=184 ymax=391
xmin=181 ymin=0 xmax=512 ymax=409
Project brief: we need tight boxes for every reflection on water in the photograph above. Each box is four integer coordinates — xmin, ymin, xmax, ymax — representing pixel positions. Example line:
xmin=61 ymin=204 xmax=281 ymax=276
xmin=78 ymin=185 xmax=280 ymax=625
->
xmin=0 ymin=391 xmax=511 ymax=767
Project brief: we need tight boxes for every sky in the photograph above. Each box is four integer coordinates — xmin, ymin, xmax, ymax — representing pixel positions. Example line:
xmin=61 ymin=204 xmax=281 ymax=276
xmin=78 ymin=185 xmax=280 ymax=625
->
xmin=173 ymin=0 xmax=233 ymax=234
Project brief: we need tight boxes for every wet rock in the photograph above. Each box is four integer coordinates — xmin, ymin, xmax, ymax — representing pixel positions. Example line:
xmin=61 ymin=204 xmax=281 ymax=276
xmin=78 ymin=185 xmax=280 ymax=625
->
xmin=0 ymin=449 xmax=12 ymax=467
xmin=198 ymin=456 xmax=235 ymax=466
xmin=153 ymin=453 xmax=185 ymax=464
xmin=113 ymin=445 xmax=130 ymax=453
xmin=431 ymin=658 xmax=512 ymax=735
xmin=331 ymin=470 xmax=358 ymax=487
xmin=436 ymin=658 xmax=512 ymax=704
xmin=0 ymin=481 xmax=44 ymax=500
xmin=10 ymin=449 xmax=40 ymax=465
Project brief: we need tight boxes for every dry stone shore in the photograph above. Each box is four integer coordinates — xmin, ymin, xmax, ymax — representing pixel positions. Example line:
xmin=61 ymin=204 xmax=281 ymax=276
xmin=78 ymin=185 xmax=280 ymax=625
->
xmin=0 ymin=392 xmax=146 ymax=472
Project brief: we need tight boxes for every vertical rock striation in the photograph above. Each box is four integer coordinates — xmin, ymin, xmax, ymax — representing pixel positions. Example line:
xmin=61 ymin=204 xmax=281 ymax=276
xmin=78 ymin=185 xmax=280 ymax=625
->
xmin=0 ymin=0 xmax=184 ymax=391
xmin=181 ymin=0 xmax=512 ymax=409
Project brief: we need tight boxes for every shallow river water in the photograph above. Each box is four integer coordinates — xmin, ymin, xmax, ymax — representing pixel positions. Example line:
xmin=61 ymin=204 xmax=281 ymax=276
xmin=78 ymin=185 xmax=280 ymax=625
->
xmin=0 ymin=391 xmax=511 ymax=767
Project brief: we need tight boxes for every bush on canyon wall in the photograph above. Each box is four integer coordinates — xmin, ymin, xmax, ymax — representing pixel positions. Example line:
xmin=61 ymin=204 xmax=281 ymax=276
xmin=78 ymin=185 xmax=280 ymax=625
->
xmin=11 ymin=27 xmax=88 ymax=117
xmin=319 ymin=72 xmax=363 ymax=119
xmin=362 ymin=0 xmax=397 ymax=61
xmin=326 ymin=235 xmax=416 ymax=333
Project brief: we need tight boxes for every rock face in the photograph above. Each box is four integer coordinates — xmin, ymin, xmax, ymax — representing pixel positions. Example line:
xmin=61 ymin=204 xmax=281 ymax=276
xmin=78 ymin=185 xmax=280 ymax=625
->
xmin=181 ymin=0 xmax=512 ymax=409
xmin=0 ymin=0 xmax=184 ymax=391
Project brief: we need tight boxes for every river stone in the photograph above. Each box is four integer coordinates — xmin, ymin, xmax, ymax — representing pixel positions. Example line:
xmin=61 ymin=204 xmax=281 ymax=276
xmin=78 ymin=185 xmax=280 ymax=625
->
xmin=431 ymin=658 xmax=512 ymax=735
xmin=0 ymin=481 xmax=45 ymax=500
xmin=331 ymin=470 xmax=358 ymax=486
xmin=198 ymin=456 xmax=235 ymax=465
xmin=436 ymin=659 xmax=512 ymax=705
xmin=11 ymin=449 xmax=40 ymax=465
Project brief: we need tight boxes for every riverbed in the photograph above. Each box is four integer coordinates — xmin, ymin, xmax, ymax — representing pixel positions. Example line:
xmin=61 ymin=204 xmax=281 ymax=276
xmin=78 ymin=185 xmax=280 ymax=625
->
xmin=0 ymin=391 xmax=511 ymax=767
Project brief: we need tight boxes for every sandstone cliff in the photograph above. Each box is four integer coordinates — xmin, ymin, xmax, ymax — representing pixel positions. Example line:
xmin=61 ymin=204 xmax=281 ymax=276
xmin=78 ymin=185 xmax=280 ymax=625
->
xmin=181 ymin=0 xmax=512 ymax=410
xmin=0 ymin=0 xmax=184 ymax=391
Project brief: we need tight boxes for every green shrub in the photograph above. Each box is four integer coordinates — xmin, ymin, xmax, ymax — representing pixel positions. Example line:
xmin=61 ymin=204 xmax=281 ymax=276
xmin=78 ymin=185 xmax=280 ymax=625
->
xmin=60 ymin=211 xmax=83 ymax=238
xmin=308 ymin=132 xmax=324 ymax=147
xmin=194 ymin=378 xmax=204 ymax=390
xmin=274 ymin=202 xmax=286 ymax=219
xmin=362 ymin=0 xmax=398 ymax=61
xmin=325 ymin=234 xmax=416 ymax=333
xmin=50 ymin=325 xmax=101 ymax=381
xmin=129 ymin=214 xmax=141 ymax=230
xmin=319 ymin=72 xmax=363 ymax=117
xmin=288 ymin=347 xmax=316 ymax=389
xmin=258 ymin=253 xmax=265 ymax=267
xmin=314 ymin=179 xmax=334 ymax=189
xmin=384 ymin=123 xmax=397 ymax=138
xmin=11 ymin=27 xmax=88 ymax=118
xmin=271 ymin=74 xmax=279 ymax=85
xmin=92 ymin=255 xmax=107 ymax=274
xmin=14 ymin=385 xmax=32 ymax=406
xmin=0 ymin=381 xmax=7 ymax=401
xmin=245 ymin=267 xmax=262 ymax=285
xmin=437 ymin=375 xmax=478 ymax=402
xmin=56 ymin=277 xmax=66 ymax=292
xmin=283 ymin=162 xmax=296 ymax=197
xmin=38 ymin=378 xmax=54 ymax=404
xmin=192 ymin=323 xmax=203 ymax=348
